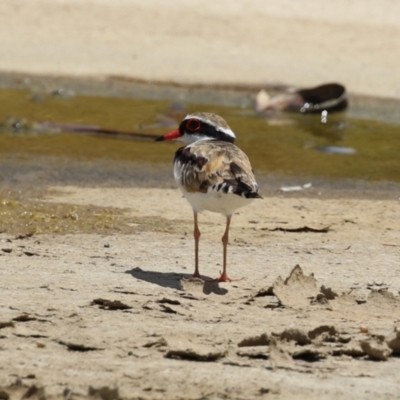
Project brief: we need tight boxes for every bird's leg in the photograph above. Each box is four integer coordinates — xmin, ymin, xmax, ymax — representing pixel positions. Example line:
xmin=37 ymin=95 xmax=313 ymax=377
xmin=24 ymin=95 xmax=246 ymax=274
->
xmin=193 ymin=210 xmax=202 ymax=278
xmin=215 ymin=214 xmax=242 ymax=282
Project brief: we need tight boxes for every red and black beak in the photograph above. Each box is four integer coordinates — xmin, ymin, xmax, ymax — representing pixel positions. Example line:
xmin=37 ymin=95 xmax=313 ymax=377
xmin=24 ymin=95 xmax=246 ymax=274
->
xmin=155 ymin=129 xmax=181 ymax=142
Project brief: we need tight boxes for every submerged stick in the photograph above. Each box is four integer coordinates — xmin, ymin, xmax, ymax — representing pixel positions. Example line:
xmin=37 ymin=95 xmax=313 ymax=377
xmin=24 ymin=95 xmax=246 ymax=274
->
xmin=41 ymin=122 xmax=159 ymax=140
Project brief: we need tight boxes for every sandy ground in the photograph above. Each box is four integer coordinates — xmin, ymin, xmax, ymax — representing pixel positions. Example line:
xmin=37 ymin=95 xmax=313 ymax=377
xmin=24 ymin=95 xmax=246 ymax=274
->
xmin=1 ymin=186 xmax=400 ymax=399
xmin=0 ymin=0 xmax=400 ymax=98
xmin=1 ymin=1 xmax=400 ymax=399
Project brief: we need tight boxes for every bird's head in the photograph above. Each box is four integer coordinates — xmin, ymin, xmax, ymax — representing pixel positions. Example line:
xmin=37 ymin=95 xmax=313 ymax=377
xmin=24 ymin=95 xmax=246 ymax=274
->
xmin=155 ymin=112 xmax=236 ymax=144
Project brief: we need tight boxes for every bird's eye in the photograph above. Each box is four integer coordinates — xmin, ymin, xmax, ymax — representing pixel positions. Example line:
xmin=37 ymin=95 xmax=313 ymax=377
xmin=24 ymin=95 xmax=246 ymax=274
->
xmin=185 ymin=118 xmax=201 ymax=132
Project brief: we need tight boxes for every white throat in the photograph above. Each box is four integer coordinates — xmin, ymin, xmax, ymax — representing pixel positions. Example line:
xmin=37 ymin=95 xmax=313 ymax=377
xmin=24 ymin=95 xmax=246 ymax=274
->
xmin=180 ymin=133 xmax=213 ymax=144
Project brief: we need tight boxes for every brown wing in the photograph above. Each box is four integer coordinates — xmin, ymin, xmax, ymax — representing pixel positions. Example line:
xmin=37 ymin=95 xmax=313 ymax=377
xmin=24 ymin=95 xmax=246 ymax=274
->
xmin=175 ymin=141 xmax=261 ymax=198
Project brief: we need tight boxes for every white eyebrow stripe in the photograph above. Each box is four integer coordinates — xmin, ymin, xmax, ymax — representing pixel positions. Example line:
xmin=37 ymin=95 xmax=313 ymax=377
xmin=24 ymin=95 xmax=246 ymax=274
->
xmin=184 ymin=114 xmax=236 ymax=139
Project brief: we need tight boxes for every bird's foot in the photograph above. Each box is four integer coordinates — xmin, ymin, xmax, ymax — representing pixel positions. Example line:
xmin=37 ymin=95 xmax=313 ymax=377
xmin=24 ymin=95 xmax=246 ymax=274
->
xmin=192 ymin=270 xmax=203 ymax=279
xmin=192 ymin=270 xmax=242 ymax=283
xmin=209 ymin=272 xmax=243 ymax=283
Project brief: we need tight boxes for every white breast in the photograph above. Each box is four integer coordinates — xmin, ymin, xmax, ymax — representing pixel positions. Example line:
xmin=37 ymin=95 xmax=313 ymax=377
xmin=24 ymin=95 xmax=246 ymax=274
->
xmin=178 ymin=186 xmax=254 ymax=215
xmin=173 ymin=143 xmax=257 ymax=215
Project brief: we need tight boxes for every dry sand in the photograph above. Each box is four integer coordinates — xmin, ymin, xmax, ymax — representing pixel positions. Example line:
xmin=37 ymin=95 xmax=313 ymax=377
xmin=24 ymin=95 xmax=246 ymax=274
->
xmin=1 ymin=0 xmax=400 ymax=98
xmin=1 ymin=186 xmax=400 ymax=399
xmin=1 ymin=1 xmax=400 ymax=399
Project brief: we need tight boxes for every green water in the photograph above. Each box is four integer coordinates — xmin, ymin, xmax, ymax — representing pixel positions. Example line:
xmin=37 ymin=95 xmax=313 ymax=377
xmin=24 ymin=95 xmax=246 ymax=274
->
xmin=0 ymin=88 xmax=400 ymax=183
xmin=0 ymin=87 xmax=399 ymax=236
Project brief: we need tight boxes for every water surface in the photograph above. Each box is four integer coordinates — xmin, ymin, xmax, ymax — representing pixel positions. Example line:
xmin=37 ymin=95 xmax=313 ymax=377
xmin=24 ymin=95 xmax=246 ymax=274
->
xmin=0 ymin=88 xmax=399 ymax=185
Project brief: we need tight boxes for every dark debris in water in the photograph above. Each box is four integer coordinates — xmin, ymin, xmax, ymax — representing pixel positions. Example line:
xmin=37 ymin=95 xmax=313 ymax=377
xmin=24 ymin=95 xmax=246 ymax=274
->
xmin=256 ymin=83 xmax=348 ymax=114
xmin=0 ymin=117 xmax=158 ymax=140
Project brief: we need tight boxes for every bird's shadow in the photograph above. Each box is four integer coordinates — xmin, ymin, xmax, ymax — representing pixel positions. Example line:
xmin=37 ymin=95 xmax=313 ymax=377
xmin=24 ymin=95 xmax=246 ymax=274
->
xmin=125 ymin=267 xmax=228 ymax=296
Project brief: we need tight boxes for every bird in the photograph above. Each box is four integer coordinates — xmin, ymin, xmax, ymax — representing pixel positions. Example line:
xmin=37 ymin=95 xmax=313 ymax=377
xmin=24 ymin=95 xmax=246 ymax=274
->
xmin=156 ymin=112 xmax=261 ymax=282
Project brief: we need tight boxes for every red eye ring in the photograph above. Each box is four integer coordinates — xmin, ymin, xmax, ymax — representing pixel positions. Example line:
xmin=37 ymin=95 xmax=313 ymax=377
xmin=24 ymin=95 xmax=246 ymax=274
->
xmin=185 ymin=118 xmax=201 ymax=132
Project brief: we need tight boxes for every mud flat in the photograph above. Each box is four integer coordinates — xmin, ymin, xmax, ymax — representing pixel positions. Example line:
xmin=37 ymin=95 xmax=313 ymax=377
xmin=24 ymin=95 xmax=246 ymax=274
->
xmin=1 ymin=186 xmax=400 ymax=399
xmin=1 ymin=1 xmax=400 ymax=398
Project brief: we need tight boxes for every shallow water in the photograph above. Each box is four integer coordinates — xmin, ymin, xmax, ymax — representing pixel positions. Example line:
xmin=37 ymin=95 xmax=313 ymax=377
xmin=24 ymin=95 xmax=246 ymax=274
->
xmin=1 ymin=87 xmax=399 ymax=235
xmin=0 ymin=88 xmax=400 ymax=185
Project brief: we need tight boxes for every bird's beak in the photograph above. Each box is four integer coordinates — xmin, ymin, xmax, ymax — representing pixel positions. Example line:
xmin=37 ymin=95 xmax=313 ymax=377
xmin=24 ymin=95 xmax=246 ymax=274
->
xmin=155 ymin=129 xmax=181 ymax=142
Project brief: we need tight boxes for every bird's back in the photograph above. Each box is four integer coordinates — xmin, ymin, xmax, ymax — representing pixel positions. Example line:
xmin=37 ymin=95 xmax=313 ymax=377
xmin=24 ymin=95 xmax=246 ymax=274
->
xmin=174 ymin=140 xmax=261 ymax=214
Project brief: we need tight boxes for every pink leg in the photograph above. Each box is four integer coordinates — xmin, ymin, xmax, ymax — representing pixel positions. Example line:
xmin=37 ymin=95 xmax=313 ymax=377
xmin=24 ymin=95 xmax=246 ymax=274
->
xmin=193 ymin=211 xmax=202 ymax=278
xmin=214 ymin=215 xmax=242 ymax=282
